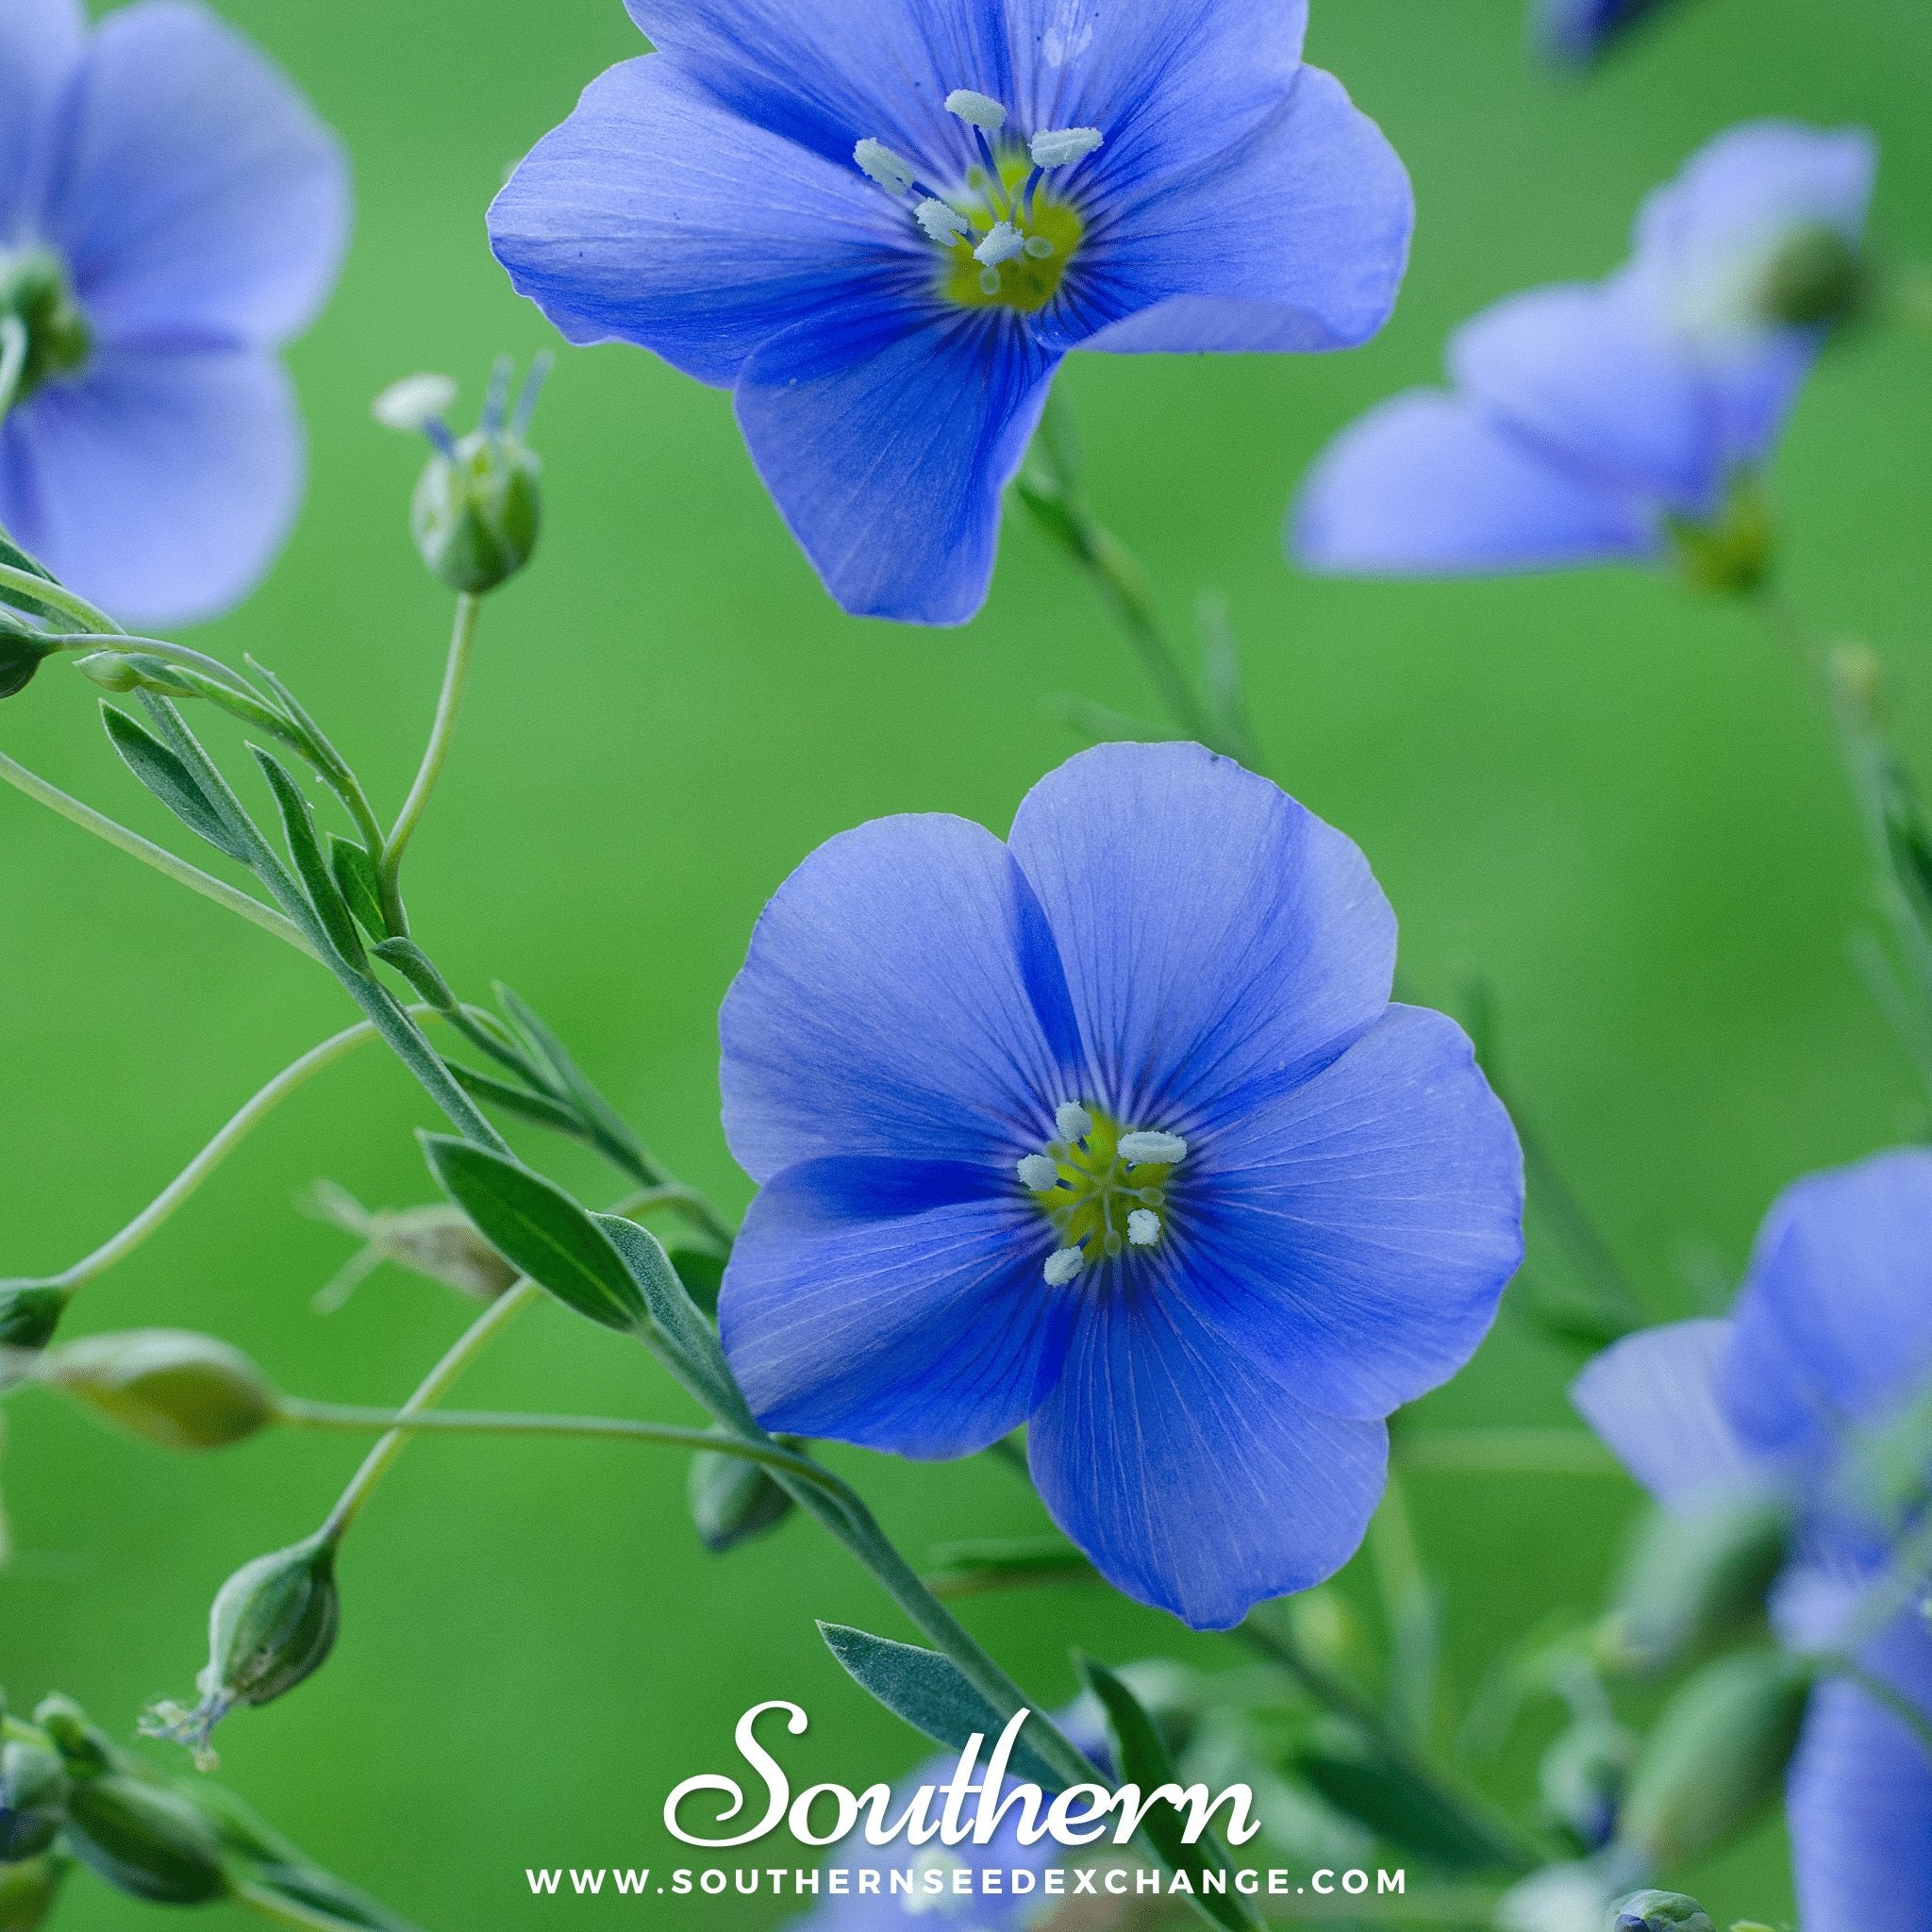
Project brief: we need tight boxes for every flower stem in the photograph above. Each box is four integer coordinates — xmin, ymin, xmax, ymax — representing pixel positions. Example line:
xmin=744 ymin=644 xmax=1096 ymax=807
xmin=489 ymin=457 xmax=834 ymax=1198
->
xmin=43 ymin=632 xmax=263 ymax=699
xmin=0 ymin=746 xmax=317 ymax=958
xmin=0 ymin=316 xmax=25 ymax=425
xmin=233 ymin=1882 xmax=360 ymax=1932
xmin=0 ymin=558 xmax=119 ymax=633
xmin=380 ymin=592 xmax=480 ymax=935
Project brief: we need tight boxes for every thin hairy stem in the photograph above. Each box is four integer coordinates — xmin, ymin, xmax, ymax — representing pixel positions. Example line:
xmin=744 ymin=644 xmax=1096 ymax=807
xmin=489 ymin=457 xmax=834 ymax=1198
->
xmin=0 ymin=558 xmax=119 ymax=634
xmin=380 ymin=592 xmax=480 ymax=933
xmin=0 ymin=747 xmax=316 ymax=957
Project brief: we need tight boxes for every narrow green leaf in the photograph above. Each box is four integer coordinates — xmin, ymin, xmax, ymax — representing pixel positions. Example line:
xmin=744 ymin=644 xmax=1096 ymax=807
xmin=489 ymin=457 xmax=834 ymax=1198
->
xmin=253 ymin=750 xmax=365 ymax=967
xmin=1079 ymin=1657 xmax=1264 ymax=1932
xmin=819 ymin=1625 xmax=1070 ymax=1793
xmin=421 ymin=1138 xmax=645 ymax=1335
xmin=330 ymin=838 xmax=387 ymax=942
xmin=0 ymin=526 xmax=71 ymax=625
xmin=595 ymin=1214 xmax=754 ymax=1431
xmin=497 ymin=984 xmax=641 ymax=1155
xmin=1293 ymin=1744 xmax=1524 ymax=1872
xmin=370 ymin=937 xmax=456 ymax=1008
xmin=0 ymin=526 xmax=55 ymax=583
xmin=101 ymin=705 xmax=253 ymax=863
xmin=665 ymin=1243 xmax=726 ymax=1318
xmin=444 ymin=1062 xmax=584 ymax=1135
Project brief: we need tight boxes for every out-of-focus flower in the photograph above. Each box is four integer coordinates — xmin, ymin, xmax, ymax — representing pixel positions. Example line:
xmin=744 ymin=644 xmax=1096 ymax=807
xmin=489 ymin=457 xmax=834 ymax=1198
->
xmin=717 ymin=741 xmax=1522 ymax=1630
xmin=1291 ymin=123 xmax=1874 ymax=591
xmin=1532 ymin=0 xmax=1681 ymax=67
xmin=0 ymin=0 xmax=348 ymax=625
xmin=489 ymin=0 xmax=1411 ymax=626
xmin=1572 ymin=1149 xmax=1932 ymax=1932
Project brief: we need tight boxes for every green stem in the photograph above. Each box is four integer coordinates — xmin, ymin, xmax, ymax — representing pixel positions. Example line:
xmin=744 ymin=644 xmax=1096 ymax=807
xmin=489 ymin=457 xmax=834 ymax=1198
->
xmin=233 ymin=1881 xmax=362 ymax=1932
xmin=0 ymin=558 xmax=119 ymax=634
xmin=1396 ymin=1428 xmax=1622 ymax=1475
xmin=0 ymin=316 xmax=25 ymax=425
xmin=1368 ymin=1474 xmax=1441 ymax=1741
xmin=44 ymin=632 xmax=263 ymax=699
xmin=0 ymin=747 xmax=316 ymax=958
xmin=380 ymin=593 xmax=480 ymax=934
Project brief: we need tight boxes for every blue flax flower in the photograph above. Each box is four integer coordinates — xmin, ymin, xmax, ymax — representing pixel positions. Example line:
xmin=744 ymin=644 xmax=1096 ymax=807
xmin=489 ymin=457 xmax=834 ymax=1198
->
xmin=717 ymin=742 xmax=1524 ymax=1630
xmin=488 ymin=0 xmax=1412 ymax=628
xmin=1572 ymin=1150 xmax=1932 ymax=1932
xmin=1291 ymin=122 xmax=1874 ymax=581
xmin=0 ymin=0 xmax=348 ymax=626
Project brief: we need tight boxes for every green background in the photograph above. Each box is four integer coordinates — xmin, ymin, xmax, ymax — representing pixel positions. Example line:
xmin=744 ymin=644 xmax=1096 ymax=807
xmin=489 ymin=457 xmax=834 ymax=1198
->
xmin=4 ymin=0 xmax=1929 ymax=1923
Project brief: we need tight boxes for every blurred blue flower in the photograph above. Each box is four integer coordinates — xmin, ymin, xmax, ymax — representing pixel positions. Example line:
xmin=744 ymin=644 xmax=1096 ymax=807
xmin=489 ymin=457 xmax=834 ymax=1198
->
xmin=1532 ymin=0 xmax=1676 ymax=66
xmin=1291 ymin=122 xmax=1874 ymax=583
xmin=0 ymin=0 xmax=348 ymax=627
xmin=1573 ymin=1149 xmax=1932 ymax=1932
xmin=488 ymin=0 xmax=1412 ymax=627
xmin=716 ymin=741 xmax=1523 ymax=1630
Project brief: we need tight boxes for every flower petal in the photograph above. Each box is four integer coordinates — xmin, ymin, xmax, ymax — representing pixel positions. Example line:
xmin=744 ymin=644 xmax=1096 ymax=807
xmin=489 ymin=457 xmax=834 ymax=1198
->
xmin=489 ymin=55 xmax=919 ymax=390
xmin=1069 ymin=66 xmax=1410 ymax=356
xmin=1569 ymin=1318 xmax=1763 ymax=1508
xmin=718 ymin=1158 xmax=1073 ymax=1459
xmin=1291 ymin=390 xmax=1657 ymax=576
xmin=1788 ymin=1609 xmax=1932 ymax=1932
xmin=720 ymin=809 xmax=1082 ymax=1185
xmin=1722 ymin=1149 xmax=1932 ymax=1466
xmin=1005 ymin=741 xmax=1394 ymax=1128
xmin=47 ymin=0 xmax=348 ymax=347
xmin=0 ymin=343 xmax=299 ymax=627
xmin=0 ymin=0 xmax=83 ymax=241
xmin=734 ymin=302 xmax=1058 ymax=625
xmin=1448 ymin=282 xmax=1724 ymax=512
xmin=1028 ymin=1277 xmax=1388 ymax=1628
xmin=1180 ymin=1006 xmax=1522 ymax=1422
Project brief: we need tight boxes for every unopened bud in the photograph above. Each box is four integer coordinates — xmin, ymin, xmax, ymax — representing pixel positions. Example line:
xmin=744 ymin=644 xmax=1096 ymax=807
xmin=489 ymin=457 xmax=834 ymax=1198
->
xmin=39 ymin=1330 xmax=275 ymax=1452
xmin=144 ymin=1534 xmax=340 ymax=1766
xmin=0 ymin=1286 xmax=62 ymax=1357
xmin=0 ymin=622 xmax=53 ymax=704
xmin=31 ymin=1696 xmax=114 ymax=1777
xmin=689 ymin=1443 xmax=797 ymax=1555
xmin=0 ymin=1858 xmax=59 ymax=1932
xmin=64 ymin=1775 xmax=228 ymax=1905
xmin=1607 ymin=1493 xmax=1790 ymax=1674
xmin=1541 ymin=1715 xmax=1637 ymax=1852
xmin=1618 ymin=1650 xmax=1810 ymax=1869
xmin=1756 ymin=224 xmax=1867 ymax=331
xmin=1610 ymin=1890 xmax=1714 ymax=1932
xmin=0 ymin=1739 xmax=68 ymax=1861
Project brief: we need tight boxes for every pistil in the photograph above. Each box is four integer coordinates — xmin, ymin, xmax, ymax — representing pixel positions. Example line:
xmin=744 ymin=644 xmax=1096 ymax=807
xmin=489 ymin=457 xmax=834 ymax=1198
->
xmin=1019 ymin=1103 xmax=1188 ymax=1284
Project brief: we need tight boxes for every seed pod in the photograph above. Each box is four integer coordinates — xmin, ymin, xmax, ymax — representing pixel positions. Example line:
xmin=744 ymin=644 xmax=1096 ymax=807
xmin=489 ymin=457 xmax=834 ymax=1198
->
xmin=0 ymin=1739 xmax=68 ymax=1862
xmin=688 ymin=1445 xmax=796 ymax=1555
xmin=1618 ymin=1651 xmax=1811 ymax=1869
xmin=39 ymin=1330 xmax=276 ymax=1452
xmin=1607 ymin=1493 xmax=1790 ymax=1674
xmin=411 ymin=429 xmax=541 ymax=594
xmin=1610 ymin=1890 xmax=1716 ymax=1932
xmin=0 ymin=1857 xmax=60 ymax=1931
xmin=64 ymin=1775 xmax=228 ymax=1905
xmin=1757 ymin=224 xmax=1867 ymax=330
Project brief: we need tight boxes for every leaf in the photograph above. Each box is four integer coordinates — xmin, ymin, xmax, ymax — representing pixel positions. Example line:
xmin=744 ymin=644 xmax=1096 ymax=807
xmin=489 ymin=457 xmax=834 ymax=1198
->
xmin=496 ymin=984 xmax=641 ymax=1158
xmin=0 ymin=526 xmax=55 ymax=583
xmin=421 ymin=1138 xmax=644 ymax=1336
xmin=253 ymin=750 xmax=365 ymax=966
xmin=595 ymin=1214 xmax=754 ymax=1431
xmin=1080 ymin=1656 xmax=1264 ymax=1932
xmin=101 ymin=705 xmax=254 ymax=863
xmin=370 ymin=937 xmax=455 ymax=1009
xmin=444 ymin=1063 xmax=583 ymax=1135
xmin=1293 ymin=1743 xmax=1524 ymax=1872
xmin=330 ymin=839 xmax=387 ymax=943
xmin=820 ymin=1625 xmax=1070 ymax=1794
xmin=0 ymin=526 xmax=72 ymax=625
xmin=665 ymin=1243 xmax=725 ymax=1318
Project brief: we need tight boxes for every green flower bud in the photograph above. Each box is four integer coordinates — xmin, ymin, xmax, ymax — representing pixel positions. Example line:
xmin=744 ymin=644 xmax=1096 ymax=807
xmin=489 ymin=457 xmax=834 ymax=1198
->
xmin=0 ymin=1739 xmax=68 ymax=1862
xmin=0 ymin=1286 xmax=63 ymax=1357
xmin=1757 ymin=224 xmax=1867 ymax=331
xmin=64 ymin=1775 xmax=228 ymax=1905
xmin=689 ymin=1442 xmax=797 ymax=1555
xmin=0 ymin=621 xmax=53 ymax=704
xmin=1607 ymin=1493 xmax=1790 ymax=1674
xmin=0 ymin=1857 xmax=59 ymax=1932
xmin=144 ymin=1535 xmax=340 ymax=1765
xmin=1618 ymin=1650 xmax=1811 ymax=1869
xmin=39 ymin=1330 xmax=276 ymax=1452
xmin=1610 ymin=1890 xmax=1715 ymax=1932
xmin=30 ymin=1698 xmax=114 ymax=1779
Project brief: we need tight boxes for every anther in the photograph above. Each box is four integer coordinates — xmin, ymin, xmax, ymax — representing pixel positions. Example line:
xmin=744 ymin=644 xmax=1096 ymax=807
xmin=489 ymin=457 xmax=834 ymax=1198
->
xmin=945 ymin=91 xmax=1008 ymax=133
xmin=1030 ymin=127 xmax=1105 ymax=169
xmin=914 ymin=199 xmax=971 ymax=245
xmin=1127 ymin=1209 xmax=1161 ymax=1247
xmin=974 ymin=222 xmax=1026 ymax=269
xmin=1056 ymin=1102 xmax=1094 ymax=1141
xmin=1119 ymin=1131 xmax=1188 ymax=1165
xmin=1016 ymin=1155 xmax=1060 ymax=1191
xmin=1044 ymin=1246 xmax=1087 ymax=1287
xmin=1024 ymin=235 xmax=1055 ymax=258
xmin=854 ymin=139 xmax=917 ymax=195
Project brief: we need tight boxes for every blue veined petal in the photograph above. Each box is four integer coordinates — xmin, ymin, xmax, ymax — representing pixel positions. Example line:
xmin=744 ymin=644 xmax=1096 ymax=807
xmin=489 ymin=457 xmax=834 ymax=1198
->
xmin=1721 ymin=1149 xmax=1932 ymax=1468
xmin=1005 ymin=742 xmax=1395 ymax=1130
xmin=1028 ymin=1272 xmax=1389 ymax=1629
xmin=720 ymin=809 xmax=1082 ymax=1184
xmin=1788 ymin=1608 xmax=1932 ymax=1932
xmin=0 ymin=343 xmax=299 ymax=627
xmin=1182 ymin=1006 xmax=1522 ymax=1423
xmin=1569 ymin=1319 xmax=1764 ymax=1508
xmin=1291 ymin=391 xmax=1657 ymax=576
xmin=46 ymin=0 xmax=347 ymax=348
xmin=734 ymin=300 xmax=1058 ymax=625
xmin=489 ymin=56 xmax=920 ymax=390
xmin=718 ymin=1158 xmax=1073 ymax=1459
xmin=0 ymin=0 xmax=82 ymax=242
xmin=625 ymin=0 xmax=1011 ymax=175
xmin=1448 ymin=282 xmax=1724 ymax=514
xmin=1066 ymin=66 xmax=1410 ymax=356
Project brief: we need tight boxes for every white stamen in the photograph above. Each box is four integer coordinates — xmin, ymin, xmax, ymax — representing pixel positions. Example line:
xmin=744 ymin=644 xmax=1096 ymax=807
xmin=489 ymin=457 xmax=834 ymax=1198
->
xmin=1044 ymin=1246 xmax=1087 ymax=1287
xmin=1119 ymin=1130 xmax=1188 ymax=1165
xmin=1016 ymin=1155 xmax=1060 ymax=1191
xmin=946 ymin=90 xmax=1008 ymax=132
xmin=1056 ymin=1102 xmax=1094 ymax=1141
xmin=1127 ymin=1209 xmax=1161 ymax=1247
xmin=1029 ymin=126 xmax=1105 ymax=169
xmin=914 ymin=198 xmax=971 ymax=245
xmin=372 ymin=373 xmax=458 ymax=432
xmin=1024 ymin=235 xmax=1055 ymax=259
xmin=974 ymin=221 xmax=1026 ymax=269
xmin=854 ymin=138 xmax=916 ymax=195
